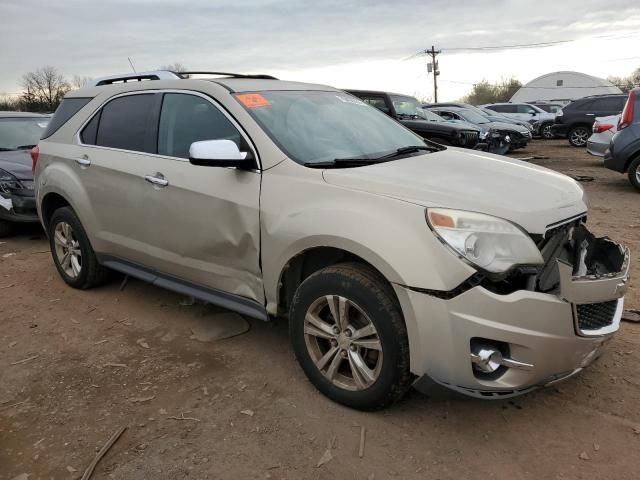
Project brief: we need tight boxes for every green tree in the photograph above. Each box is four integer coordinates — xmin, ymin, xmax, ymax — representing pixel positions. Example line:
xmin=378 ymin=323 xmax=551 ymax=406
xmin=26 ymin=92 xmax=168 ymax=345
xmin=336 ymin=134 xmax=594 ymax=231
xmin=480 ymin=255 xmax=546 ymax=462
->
xmin=462 ymin=77 xmax=522 ymax=105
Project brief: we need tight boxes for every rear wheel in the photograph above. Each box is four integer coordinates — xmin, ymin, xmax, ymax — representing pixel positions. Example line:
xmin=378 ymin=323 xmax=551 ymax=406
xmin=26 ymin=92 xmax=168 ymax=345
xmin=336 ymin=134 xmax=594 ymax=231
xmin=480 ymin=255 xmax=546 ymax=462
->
xmin=48 ymin=207 xmax=108 ymax=289
xmin=628 ymin=157 xmax=640 ymax=192
xmin=540 ymin=122 xmax=554 ymax=139
xmin=289 ymin=263 xmax=411 ymax=410
xmin=568 ymin=125 xmax=590 ymax=147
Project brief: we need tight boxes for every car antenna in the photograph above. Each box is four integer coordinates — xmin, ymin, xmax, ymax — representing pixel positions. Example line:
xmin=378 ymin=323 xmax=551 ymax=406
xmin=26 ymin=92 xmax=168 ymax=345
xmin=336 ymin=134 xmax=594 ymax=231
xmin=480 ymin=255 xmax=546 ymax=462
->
xmin=127 ymin=57 xmax=137 ymax=73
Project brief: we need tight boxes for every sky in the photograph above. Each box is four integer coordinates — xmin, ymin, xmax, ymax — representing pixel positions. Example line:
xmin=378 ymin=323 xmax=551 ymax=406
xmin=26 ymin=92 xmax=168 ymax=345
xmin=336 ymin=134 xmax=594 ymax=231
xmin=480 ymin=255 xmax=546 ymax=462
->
xmin=1 ymin=0 xmax=639 ymax=101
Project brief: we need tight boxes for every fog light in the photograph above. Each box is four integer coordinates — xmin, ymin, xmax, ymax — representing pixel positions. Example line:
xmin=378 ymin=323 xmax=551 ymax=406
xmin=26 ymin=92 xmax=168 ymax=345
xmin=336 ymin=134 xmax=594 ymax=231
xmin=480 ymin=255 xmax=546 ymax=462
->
xmin=471 ymin=345 xmax=503 ymax=373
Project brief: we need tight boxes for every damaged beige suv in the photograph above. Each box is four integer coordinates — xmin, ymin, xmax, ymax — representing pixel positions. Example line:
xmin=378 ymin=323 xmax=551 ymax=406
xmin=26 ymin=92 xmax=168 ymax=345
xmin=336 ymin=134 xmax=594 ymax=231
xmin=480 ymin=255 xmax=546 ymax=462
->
xmin=34 ymin=71 xmax=630 ymax=409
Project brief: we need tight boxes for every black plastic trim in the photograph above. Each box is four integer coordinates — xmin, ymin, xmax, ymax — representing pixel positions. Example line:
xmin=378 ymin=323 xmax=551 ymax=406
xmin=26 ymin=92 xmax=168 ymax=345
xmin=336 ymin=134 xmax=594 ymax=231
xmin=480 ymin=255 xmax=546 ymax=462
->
xmin=96 ymin=253 xmax=268 ymax=321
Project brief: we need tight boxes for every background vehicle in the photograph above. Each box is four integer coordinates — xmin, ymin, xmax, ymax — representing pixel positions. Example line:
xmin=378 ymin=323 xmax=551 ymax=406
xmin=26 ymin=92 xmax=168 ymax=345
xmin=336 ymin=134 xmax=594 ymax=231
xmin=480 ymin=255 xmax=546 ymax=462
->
xmin=425 ymin=102 xmax=534 ymax=133
xmin=552 ymin=94 xmax=627 ymax=147
xmin=587 ymin=115 xmax=619 ymax=157
xmin=346 ymin=90 xmax=482 ymax=150
xmin=605 ymin=88 xmax=640 ymax=190
xmin=0 ymin=112 xmax=50 ymax=236
xmin=425 ymin=105 xmax=531 ymax=151
xmin=35 ymin=71 xmax=628 ymax=410
xmin=530 ymin=102 xmax=564 ymax=114
xmin=482 ymin=102 xmax=556 ymax=139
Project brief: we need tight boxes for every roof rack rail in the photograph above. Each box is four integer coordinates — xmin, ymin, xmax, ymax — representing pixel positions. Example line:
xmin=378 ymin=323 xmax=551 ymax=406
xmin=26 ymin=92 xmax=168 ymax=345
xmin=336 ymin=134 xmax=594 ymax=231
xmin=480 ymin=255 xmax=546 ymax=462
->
xmin=178 ymin=71 xmax=278 ymax=80
xmin=92 ymin=70 xmax=278 ymax=87
xmin=93 ymin=71 xmax=181 ymax=86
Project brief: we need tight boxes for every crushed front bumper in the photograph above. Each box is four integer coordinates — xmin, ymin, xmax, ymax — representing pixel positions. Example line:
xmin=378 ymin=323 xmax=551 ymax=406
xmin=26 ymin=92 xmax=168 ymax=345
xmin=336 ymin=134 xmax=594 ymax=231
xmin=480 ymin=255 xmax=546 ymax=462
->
xmin=0 ymin=188 xmax=39 ymax=223
xmin=396 ymin=226 xmax=630 ymax=399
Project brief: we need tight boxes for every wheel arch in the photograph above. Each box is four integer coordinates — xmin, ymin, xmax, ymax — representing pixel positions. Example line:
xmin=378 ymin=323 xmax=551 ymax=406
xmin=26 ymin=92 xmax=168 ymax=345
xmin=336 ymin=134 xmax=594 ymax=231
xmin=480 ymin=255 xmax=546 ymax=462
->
xmin=41 ymin=191 xmax=74 ymax=230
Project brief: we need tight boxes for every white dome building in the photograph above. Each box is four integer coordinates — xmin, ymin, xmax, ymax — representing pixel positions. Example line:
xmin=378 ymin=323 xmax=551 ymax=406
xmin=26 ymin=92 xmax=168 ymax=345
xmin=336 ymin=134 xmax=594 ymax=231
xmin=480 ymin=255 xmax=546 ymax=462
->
xmin=510 ymin=71 xmax=622 ymax=104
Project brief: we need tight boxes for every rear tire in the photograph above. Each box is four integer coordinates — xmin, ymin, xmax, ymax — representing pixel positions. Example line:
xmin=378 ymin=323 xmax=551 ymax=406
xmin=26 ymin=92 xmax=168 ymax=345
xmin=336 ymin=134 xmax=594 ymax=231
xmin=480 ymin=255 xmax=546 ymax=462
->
xmin=289 ymin=262 xmax=412 ymax=410
xmin=568 ymin=125 xmax=590 ymax=147
xmin=48 ymin=207 xmax=108 ymax=289
xmin=540 ymin=122 xmax=554 ymax=139
xmin=628 ymin=157 xmax=640 ymax=192
xmin=0 ymin=220 xmax=14 ymax=238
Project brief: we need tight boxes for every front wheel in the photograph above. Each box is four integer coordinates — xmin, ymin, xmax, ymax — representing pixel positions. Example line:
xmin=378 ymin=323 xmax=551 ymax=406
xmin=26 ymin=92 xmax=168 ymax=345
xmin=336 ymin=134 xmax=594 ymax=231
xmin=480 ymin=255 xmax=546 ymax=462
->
xmin=568 ymin=126 xmax=590 ymax=147
xmin=289 ymin=263 xmax=412 ymax=410
xmin=0 ymin=220 xmax=14 ymax=238
xmin=540 ymin=122 xmax=554 ymax=139
xmin=628 ymin=157 xmax=640 ymax=192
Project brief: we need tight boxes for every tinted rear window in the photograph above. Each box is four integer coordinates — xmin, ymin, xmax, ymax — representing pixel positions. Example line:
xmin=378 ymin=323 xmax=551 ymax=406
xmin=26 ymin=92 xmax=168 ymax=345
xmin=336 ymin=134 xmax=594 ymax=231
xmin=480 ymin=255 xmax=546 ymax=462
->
xmin=41 ymin=97 xmax=92 ymax=139
xmin=96 ymin=94 xmax=156 ymax=152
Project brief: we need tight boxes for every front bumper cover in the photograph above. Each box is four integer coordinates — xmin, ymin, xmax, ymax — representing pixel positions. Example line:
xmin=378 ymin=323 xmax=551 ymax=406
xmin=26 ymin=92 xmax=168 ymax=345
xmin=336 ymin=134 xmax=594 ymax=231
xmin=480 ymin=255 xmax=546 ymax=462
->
xmin=396 ymin=228 xmax=630 ymax=399
xmin=0 ymin=188 xmax=38 ymax=223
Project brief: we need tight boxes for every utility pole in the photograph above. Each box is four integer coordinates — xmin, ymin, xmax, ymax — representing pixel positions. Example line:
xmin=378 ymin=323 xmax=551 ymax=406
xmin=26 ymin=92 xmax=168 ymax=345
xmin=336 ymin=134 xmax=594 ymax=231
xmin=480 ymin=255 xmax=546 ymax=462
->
xmin=425 ymin=46 xmax=441 ymax=102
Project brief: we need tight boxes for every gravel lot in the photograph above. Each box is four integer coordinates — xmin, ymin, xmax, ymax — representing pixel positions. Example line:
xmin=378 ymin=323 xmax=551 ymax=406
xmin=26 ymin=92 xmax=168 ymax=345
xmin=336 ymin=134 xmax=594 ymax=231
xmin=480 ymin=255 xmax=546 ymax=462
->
xmin=1 ymin=139 xmax=639 ymax=480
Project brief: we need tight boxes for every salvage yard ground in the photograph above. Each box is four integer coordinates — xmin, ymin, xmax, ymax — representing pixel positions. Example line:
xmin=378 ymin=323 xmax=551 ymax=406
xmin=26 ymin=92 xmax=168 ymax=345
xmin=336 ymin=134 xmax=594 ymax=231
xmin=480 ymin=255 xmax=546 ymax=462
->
xmin=1 ymin=139 xmax=640 ymax=480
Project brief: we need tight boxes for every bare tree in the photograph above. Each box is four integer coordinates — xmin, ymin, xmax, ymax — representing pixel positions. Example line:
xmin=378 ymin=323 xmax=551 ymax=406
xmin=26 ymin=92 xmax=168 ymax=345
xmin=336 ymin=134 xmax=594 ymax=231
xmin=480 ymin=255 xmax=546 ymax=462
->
xmin=21 ymin=66 xmax=70 ymax=111
xmin=72 ymin=75 xmax=93 ymax=89
xmin=159 ymin=63 xmax=188 ymax=73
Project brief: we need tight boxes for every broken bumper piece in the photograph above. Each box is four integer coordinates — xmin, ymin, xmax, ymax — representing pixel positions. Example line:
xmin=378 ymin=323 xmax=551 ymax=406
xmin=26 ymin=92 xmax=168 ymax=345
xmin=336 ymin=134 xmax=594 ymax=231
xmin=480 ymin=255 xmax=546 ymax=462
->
xmin=395 ymin=223 xmax=630 ymax=399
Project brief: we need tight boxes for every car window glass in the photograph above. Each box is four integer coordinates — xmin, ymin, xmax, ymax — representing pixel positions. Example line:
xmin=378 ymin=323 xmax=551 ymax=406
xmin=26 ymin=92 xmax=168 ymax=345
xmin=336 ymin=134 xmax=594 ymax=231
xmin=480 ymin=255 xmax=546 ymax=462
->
xmin=158 ymin=93 xmax=242 ymax=159
xmin=595 ymin=97 xmax=625 ymax=112
xmin=358 ymin=95 xmax=390 ymax=114
xmin=517 ymin=105 xmax=536 ymax=114
xmin=96 ymin=94 xmax=156 ymax=152
xmin=41 ymin=97 xmax=91 ymax=139
xmin=80 ymin=110 xmax=101 ymax=145
xmin=576 ymin=100 xmax=595 ymax=111
xmin=0 ymin=117 xmax=49 ymax=150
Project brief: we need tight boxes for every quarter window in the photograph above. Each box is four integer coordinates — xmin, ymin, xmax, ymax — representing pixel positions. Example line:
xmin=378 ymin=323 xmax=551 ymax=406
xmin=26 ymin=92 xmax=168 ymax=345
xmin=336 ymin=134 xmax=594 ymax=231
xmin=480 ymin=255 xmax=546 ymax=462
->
xmin=95 ymin=94 xmax=156 ymax=152
xmin=158 ymin=93 xmax=242 ymax=159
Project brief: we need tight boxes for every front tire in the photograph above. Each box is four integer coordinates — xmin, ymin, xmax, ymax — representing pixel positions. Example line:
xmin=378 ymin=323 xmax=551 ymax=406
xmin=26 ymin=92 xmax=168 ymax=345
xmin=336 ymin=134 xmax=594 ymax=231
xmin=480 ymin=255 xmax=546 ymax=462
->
xmin=48 ymin=207 xmax=108 ymax=289
xmin=540 ymin=122 xmax=554 ymax=139
xmin=289 ymin=263 xmax=411 ymax=410
xmin=568 ymin=125 xmax=590 ymax=147
xmin=0 ymin=220 xmax=14 ymax=238
xmin=628 ymin=157 xmax=640 ymax=192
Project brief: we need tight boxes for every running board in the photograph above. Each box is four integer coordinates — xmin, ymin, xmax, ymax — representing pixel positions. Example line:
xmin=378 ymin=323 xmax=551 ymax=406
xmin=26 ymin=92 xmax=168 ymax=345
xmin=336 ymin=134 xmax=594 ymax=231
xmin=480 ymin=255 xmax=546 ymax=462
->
xmin=97 ymin=254 xmax=268 ymax=321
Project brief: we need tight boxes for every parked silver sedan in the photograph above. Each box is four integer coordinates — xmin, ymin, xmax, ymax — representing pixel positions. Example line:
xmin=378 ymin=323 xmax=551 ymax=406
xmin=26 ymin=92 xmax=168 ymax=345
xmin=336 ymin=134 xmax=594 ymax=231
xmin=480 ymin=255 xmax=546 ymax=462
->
xmin=587 ymin=115 xmax=619 ymax=157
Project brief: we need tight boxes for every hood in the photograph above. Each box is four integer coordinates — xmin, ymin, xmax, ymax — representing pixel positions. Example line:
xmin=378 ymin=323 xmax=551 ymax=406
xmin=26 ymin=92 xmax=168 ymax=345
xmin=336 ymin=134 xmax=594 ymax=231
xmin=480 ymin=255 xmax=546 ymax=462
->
xmin=484 ymin=121 xmax=530 ymax=134
xmin=322 ymin=148 xmax=587 ymax=234
xmin=400 ymin=118 xmax=480 ymax=134
xmin=445 ymin=119 xmax=488 ymax=134
xmin=0 ymin=150 xmax=33 ymax=180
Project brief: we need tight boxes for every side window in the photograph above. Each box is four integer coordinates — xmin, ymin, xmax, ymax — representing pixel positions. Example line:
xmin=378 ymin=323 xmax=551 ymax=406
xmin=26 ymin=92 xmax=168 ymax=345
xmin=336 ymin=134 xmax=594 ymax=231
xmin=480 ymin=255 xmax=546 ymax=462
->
xmin=488 ymin=105 xmax=506 ymax=112
xmin=358 ymin=95 xmax=390 ymax=114
xmin=158 ymin=93 xmax=242 ymax=159
xmin=576 ymin=100 xmax=594 ymax=111
xmin=95 ymin=94 xmax=156 ymax=152
xmin=517 ymin=105 xmax=536 ymax=114
xmin=596 ymin=97 xmax=626 ymax=112
xmin=80 ymin=110 xmax=101 ymax=145
xmin=42 ymin=97 xmax=92 ymax=139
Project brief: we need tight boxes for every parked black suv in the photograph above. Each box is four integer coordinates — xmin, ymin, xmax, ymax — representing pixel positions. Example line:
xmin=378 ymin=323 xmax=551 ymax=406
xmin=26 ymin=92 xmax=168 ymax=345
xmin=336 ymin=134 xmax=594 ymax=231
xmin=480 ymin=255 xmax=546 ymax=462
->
xmin=604 ymin=88 xmax=640 ymax=191
xmin=345 ymin=90 xmax=482 ymax=150
xmin=552 ymin=94 xmax=627 ymax=147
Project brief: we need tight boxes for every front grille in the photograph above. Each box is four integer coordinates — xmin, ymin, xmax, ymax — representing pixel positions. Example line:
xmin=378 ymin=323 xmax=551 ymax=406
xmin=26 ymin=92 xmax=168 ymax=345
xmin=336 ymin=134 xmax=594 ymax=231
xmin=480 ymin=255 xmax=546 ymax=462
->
xmin=458 ymin=131 xmax=479 ymax=147
xmin=576 ymin=300 xmax=618 ymax=332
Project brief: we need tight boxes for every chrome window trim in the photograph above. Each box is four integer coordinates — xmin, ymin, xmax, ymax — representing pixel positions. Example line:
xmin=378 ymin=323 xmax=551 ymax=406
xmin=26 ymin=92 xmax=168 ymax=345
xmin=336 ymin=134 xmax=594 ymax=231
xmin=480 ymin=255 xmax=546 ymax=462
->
xmin=74 ymin=88 xmax=262 ymax=171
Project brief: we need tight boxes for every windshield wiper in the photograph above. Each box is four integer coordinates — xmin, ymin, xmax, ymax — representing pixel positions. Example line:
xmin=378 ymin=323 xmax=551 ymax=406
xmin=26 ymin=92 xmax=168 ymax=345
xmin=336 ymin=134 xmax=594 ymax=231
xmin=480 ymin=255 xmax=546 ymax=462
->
xmin=0 ymin=147 xmax=16 ymax=151
xmin=16 ymin=144 xmax=36 ymax=150
xmin=304 ymin=145 xmax=437 ymax=168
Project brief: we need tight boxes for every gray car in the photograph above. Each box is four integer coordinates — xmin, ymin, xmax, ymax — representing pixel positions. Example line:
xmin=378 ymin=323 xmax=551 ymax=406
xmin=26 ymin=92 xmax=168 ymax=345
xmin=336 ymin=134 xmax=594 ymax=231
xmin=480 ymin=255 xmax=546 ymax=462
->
xmin=604 ymin=88 xmax=640 ymax=191
xmin=587 ymin=115 xmax=619 ymax=157
xmin=0 ymin=112 xmax=50 ymax=236
xmin=34 ymin=71 xmax=630 ymax=409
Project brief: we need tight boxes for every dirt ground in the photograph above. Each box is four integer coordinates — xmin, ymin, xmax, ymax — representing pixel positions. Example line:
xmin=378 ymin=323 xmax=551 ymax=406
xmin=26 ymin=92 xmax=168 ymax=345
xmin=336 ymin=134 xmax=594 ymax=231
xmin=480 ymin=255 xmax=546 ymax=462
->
xmin=1 ymin=139 xmax=639 ymax=480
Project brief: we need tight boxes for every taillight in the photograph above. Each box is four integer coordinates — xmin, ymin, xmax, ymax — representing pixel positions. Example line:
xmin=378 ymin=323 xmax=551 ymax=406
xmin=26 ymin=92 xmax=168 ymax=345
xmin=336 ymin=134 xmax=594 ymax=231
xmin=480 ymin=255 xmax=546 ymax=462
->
xmin=619 ymin=90 xmax=636 ymax=130
xmin=593 ymin=123 xmax=614 ymax=133
xmin=30 ymin=145 xmax=39 ymax=173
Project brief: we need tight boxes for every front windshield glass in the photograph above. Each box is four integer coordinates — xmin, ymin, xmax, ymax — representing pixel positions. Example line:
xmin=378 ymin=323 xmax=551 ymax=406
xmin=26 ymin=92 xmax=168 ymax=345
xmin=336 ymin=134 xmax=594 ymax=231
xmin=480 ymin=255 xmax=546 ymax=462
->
xmin=237 ymin=91 xmax=426 ymax=165
xmin=389 ymin=95 xmax=428 ymax=120
xmin=458 ymin=109 xmax=489 ymax=124
xmin=0 ymin=117 xmax=49 ymax=151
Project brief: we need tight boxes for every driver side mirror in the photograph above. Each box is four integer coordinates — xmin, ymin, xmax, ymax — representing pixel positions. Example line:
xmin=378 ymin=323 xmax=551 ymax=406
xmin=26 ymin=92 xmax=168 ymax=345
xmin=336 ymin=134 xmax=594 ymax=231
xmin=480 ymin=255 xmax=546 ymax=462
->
xmin=189 ymin=139 xmax=254 ymax=169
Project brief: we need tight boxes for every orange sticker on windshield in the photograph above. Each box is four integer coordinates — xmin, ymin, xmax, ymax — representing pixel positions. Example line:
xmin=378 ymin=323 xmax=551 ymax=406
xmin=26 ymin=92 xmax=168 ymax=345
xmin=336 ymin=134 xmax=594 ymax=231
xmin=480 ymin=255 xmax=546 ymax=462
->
xmin=236 ymin=93 xmax=271 ymax=108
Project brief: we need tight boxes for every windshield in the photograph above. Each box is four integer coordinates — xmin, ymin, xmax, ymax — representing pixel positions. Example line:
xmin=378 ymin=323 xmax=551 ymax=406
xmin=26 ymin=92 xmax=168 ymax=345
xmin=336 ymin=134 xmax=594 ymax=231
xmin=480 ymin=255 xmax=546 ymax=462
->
xmin=237 ymin=91 xmax=426 ymax=165
xmin=389 ymin=95 xmax=428 ymax=120
xmin=457 ymin=109 xmax=489 ymax=124
xmin=0 ymin=117 xmax=49 ymax=150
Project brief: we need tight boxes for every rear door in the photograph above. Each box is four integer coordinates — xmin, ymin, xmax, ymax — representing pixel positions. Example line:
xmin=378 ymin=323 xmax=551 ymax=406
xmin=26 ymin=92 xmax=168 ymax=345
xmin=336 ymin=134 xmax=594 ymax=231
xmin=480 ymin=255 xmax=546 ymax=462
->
xmin=136 ymin=91 xmax=263 ymax=302
xmin=77 ymin=92 xmax=162 ymax=266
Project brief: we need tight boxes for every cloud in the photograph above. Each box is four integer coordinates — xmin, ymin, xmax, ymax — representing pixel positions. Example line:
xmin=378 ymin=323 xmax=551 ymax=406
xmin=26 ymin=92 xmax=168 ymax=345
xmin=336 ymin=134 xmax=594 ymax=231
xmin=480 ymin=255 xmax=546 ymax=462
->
xmin=0 ymin=0 xmax=638 ymax=97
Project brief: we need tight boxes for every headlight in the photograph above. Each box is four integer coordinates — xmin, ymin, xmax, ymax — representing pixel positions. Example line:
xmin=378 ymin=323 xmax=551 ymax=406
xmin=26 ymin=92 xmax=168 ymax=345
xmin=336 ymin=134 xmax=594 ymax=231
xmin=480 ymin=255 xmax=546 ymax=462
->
xmin=426 ymin=208 xmax=543 ymax=274
xmin=0 ymin=169 xmax=24 ymax=194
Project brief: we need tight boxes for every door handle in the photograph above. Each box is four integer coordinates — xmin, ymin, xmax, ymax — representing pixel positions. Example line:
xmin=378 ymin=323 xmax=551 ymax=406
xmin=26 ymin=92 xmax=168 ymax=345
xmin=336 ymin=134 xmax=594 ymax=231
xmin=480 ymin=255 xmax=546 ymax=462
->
xmin=74 ymin=155 xmax=91 ymax=166
xmin=144 ymin=174 xmax=169 ymax=187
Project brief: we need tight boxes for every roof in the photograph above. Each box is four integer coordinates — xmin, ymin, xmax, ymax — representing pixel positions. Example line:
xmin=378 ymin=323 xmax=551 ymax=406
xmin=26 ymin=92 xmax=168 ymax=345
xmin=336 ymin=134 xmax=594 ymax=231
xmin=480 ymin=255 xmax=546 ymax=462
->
xmin=346 ymin=89 xmax=413 ymax=98
xmin=0 ymin=111 xmax=50 ymax=118
xmin=510 ymin=71 xmax=623 ymax=103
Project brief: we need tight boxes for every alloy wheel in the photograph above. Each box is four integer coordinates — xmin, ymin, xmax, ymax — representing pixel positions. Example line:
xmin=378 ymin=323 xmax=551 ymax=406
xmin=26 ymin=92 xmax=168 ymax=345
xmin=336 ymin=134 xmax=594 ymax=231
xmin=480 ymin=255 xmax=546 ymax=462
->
xmin=303 ymin=295 xmax=383 ymax=391
xmin=53 ymin=221 xmax=82 ymax=278
xmin=570 ymin=127 xmax=589 ymax=146
xmin=541 ymin=124 xmax=554 ymax=139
